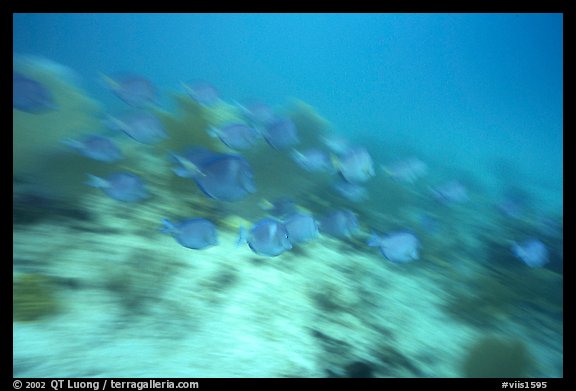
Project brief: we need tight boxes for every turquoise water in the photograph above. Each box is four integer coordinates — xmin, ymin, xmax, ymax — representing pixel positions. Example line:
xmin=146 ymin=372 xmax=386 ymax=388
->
xmin=13 ymin=13 xmax=562 ymax=378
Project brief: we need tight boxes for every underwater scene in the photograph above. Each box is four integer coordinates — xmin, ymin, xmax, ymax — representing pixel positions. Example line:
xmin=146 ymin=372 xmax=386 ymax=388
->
xmin=13 ymin=13 xmax=563 ymax=378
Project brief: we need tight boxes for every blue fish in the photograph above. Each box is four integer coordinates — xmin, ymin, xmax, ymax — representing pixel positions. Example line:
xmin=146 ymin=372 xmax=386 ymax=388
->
xmin=317 ymin=209 xmax=359 ymax=239
xmin=62 ymin=135 xmax=123 ymax=162
xmin=13 ymin=71 xmax=56 ymax=113
xmin=382 ymin=157 xmax=428 ymax=184
xmin=284 ymin=213 xmax=319 ymax=244
xmin=160 ymin=218 xmax=218 ymax=250
xmin=262 ymin=118 xmax=299 ymax=150
xmin=512 ymin=239 xmax=549 ymax=268
xmin=334 ymin=147 xmax=375 ymax=183
xmin=208 ymin=123 xmax=261 ymax=150
xmin=290 ymin=148 xmax=333 ymax=173
xmin=173 ymin=151 xmax=256 ymax=202
xmin=107 ymin=110 xmax=168 ymax=145
xmin=102 ymin=74 xmax=157 ymax=108
xmin=430 ymin=181 xmax=469 ymax=204
xmin=195 ymin=155 xmax=255 ymax=201
xmin=85 ymin=172 xmax=149 ymax=202
xmin=238 ymin=218 xmax=292 ymax=257
xmin=368 ymin=231 xmax=420 ymax=263
xmin=332 ymin=180 xmax=369 ymax=202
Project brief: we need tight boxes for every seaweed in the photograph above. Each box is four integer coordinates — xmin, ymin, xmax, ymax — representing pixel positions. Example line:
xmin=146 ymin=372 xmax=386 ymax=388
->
xmin=13 ymin=274 xmax=60 ymax=322
xmin=461 ymin=336 xmax=534 ymax=377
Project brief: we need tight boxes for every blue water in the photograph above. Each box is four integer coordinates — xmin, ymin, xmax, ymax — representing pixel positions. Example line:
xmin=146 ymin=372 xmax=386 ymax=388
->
xmin=13 ymin=13 xmax=563 ymax=378
xmin=13 ymin=13 xmax=563 ymax=210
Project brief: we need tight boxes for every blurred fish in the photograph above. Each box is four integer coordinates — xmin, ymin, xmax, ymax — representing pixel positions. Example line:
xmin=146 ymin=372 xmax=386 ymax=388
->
xmin=62 ymin=135 xmax=123 ymax=162
xmin=173 ymin=151 xmax=256 ymax=202
xmin=321 ymin=133 xmax=352 ymax=156
xmin=317 ymin=209 xmax=359 ymax=239
xmin=284 ymin=213 xmax=319 ymax=244
xmin=238 ymin=218 xmax=292 ymax=257
xmin=102 ymin=74 xmax=157 ymax=107
xmin=160 ymin=218 xmax=218 ymax=250
xmin=334 ymin=147 xmax=375 ymax=183
xmin=512 ymin=238 xmax=549 ymax=268
xmin=194 ymin=155 xmax=255 ymax=201
xmin=290 ymin=148 xmax=333 ymax=173
xmin=259 ymin=197 xmax=297 ymax=218
xmin=536 ymin=215 xmax=562 ymax=238
xmin=382 ymin=157 xmax=428 ymax=184
xmin=496 ymin=187 xmax=531 ymax=219
xmin=208 ymin=123 xmax=261 ymax=150
xmin=332 ymin=180 xmax=369 ymax=202
xmin=416 ymin=213 xmax=441 ymax=235
xmin=368 ymin=231 xmax=420 ymax=263
xmin=85 ymin=172 xmax=149 ymax=202
xmin=13 ymin=71 xmax=56 ymax=113
xmin=182 ymin=81 xmax=219 ymax=106
xmin=237 ymin=101 xmax=277 ymax=126
xmin=107 ymin=110 xmax=168 ymax=145
xmin=430 ymin=180 xmax=469 ymax=204
xmin=262 ymin=117 xmax=299 ymax=150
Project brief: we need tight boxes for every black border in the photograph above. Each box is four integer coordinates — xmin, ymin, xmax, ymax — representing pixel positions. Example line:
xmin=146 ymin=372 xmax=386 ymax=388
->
xmin=7 ymin=2 xmax=573 ymax=389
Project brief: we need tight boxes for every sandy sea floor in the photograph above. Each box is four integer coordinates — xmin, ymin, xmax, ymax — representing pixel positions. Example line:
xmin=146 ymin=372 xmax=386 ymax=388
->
xmin=13 ymin=190 xmax=563 ymax=378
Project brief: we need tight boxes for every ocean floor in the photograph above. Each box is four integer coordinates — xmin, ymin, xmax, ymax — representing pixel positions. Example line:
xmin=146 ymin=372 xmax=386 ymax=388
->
xmin=13 ymin=190 xmax=563 ymax=378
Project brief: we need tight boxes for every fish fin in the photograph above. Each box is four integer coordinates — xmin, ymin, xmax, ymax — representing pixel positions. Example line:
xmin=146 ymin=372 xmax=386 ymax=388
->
xmin=61 ymin=138 xmax=82 ymax=150
xmin=290 ymin=149 xmax=303 ymax=160
xmin=172 ymin=166 xmax=193 ymax=178
xmin=85 ymin=174 xmax=108 ymax=189
xmin=295 ymin=205 xmax=308 ymax=214
xmin=100 ymin=73 xmax=120 ymax=90
xmin=207 ymin=126 xmax=220 ymax=138
xmin=172 ymin=154 xmax=206 ymax=177
xmin=139 ymin=188 xmax=151 ymax=200
xmin=105 ymin=114 xmax=128 ymax=132
xmin=380 ymin=164 xmax=393 ymax=176
xmin=233 ymin=100 xmax=249 ymax=114
xmin=237 ymin=226 xmax=247 ymax=248
xmin=180 ymin=81 xmax=195 ymax=96
xmin=160 ymin=219 xmax=176 ymax=234
xmin=368 ymin=164 xmax=376 ymax=176
xmin=253 ymin=124 xmax=267 ymax=137
xmin=330 ymin=154 xmax=341 ymax=171
xmin=258 ymin=199 xmax=273 ymax=210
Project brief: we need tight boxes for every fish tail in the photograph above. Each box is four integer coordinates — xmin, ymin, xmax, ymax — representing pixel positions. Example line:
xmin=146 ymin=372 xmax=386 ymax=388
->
xmin=99 ymin=73 xmax=120 ymax=90
xmin=367 ymin=231 xmax=382 ymax=247
xmin=207 ymin=126 xmax=219 ymax=138
xmin=290 ymin=149 xmax=303 ymax=161
xmin=172 ymin=154 xmax=206 ymax=177
xmin=84 ymin=174 xmax=108 ymax=189
xmin=160 ymin=218 xmax=175 ymax=234
xmin=61 ymin=137 xmax=82 ymax=150
xmin=236 ymin=226 xmax=247 ymax=248
xmin=329 ymin=153 xmax=341 ymax=171
xmin=258 ymin=199 xmax=274 ymax=210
